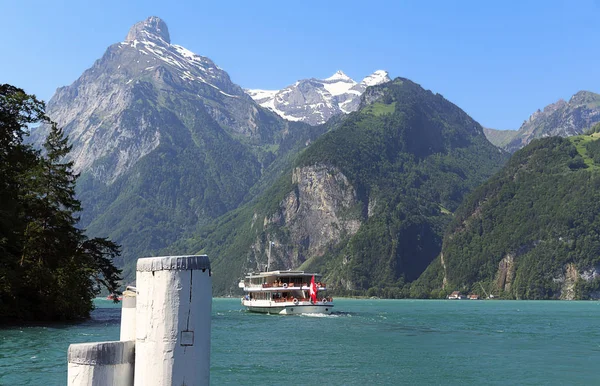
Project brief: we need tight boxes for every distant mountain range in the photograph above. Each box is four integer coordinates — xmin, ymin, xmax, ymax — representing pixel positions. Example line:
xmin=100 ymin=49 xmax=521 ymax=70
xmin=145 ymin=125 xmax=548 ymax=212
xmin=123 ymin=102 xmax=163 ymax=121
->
xmin=484 ymin=91 xmax=600 ymax=152
xmin=245 ymin=70 xmax=391 ymax=125
xmin=26 ymin=16 xmax=600 ymax=299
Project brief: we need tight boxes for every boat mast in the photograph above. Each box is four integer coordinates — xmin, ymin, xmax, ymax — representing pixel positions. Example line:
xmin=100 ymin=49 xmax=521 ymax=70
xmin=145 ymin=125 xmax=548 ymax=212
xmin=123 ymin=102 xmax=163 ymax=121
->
xmin=266 ymin=241 xmax=274 ymax=271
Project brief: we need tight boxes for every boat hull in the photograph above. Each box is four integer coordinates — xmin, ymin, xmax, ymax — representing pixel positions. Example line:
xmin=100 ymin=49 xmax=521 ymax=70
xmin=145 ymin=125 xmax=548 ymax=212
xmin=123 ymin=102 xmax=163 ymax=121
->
xmin=242 ymin=300 xmax=333 ymax=315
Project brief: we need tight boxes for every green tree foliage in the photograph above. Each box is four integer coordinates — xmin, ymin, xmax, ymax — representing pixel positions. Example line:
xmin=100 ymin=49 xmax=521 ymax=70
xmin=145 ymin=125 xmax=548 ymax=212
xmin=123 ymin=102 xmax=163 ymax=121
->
xmin=585 ymin=122 xmax=600 ymax=135
xmin=585 ymin=134 xmax=600 ymax=164
xmin=0 ymin=85 xmax=121 ymax=322
xmin=413 ymin=136 xmax=600 ymax=299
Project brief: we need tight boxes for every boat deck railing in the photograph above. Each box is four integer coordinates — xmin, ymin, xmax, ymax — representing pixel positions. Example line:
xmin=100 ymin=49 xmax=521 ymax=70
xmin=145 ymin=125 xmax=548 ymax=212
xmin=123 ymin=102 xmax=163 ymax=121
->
xmin=270 ymin=297 xmax=333 ymax=303
xmin=244 ymin=282 xmax=327 ymax=289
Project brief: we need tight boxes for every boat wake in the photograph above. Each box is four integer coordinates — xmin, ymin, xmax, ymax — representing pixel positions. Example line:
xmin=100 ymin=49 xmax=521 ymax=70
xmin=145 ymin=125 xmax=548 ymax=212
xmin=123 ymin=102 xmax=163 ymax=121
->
xmin=300 ymin=313 xmax=338 ymax=318
xmin=300 ymin=311 xmax=352 ymax=318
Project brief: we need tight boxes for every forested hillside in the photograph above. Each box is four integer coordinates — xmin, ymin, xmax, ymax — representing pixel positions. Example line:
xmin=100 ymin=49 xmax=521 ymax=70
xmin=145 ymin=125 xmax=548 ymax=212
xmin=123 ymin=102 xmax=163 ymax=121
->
xmin=172 ymin=78 xmax=508 ymax=295
xmin=414 ymin=133 xmax=600 ymax=299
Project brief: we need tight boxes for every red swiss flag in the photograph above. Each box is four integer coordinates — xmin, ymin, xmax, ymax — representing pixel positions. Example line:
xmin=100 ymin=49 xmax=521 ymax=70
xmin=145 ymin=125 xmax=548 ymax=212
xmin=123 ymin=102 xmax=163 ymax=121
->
xmin=309 ymin=275 xmax=318 ymax=303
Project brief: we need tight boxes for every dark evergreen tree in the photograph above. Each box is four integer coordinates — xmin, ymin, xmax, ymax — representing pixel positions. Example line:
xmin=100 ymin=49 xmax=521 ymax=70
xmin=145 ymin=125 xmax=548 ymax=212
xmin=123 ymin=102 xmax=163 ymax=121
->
xmin=0 ymin=85 xmax=121 ymax=322
xmin=0 ymin=84 xmax=43 ymax=319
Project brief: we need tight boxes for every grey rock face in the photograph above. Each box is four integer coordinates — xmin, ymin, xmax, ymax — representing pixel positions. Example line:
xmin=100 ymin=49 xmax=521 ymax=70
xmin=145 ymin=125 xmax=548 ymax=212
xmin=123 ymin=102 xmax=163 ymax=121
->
xmin=30 ymin=16 xmax=275 ymax=183
xmin=125 ymin=16 xmax=170 ymax=44
xmin=246 ymin=70 xmax=391 ymax=125
xmin=253 ymin=164 xmax=362 ymax=270
xmin=505 ymin=90 xmax=600 ymax=152
xmin=358 ymin=84 xmax=387 ymax=109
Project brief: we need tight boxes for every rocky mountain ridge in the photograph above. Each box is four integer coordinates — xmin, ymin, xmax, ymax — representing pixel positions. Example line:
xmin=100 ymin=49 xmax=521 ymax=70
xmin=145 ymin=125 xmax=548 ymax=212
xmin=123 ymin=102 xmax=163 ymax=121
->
xmin=246 ymin=70 xmax=391 ymax=125
xmin=504 ymin=90 xmax=600 ymax=152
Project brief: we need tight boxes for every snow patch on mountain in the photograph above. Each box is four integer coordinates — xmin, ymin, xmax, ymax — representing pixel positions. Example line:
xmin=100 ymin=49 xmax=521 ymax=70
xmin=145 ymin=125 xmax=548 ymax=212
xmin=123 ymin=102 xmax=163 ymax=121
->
xmin=118 ymin=24 xmax=238 ymax=100
xmin=246 ymin=89 xmax=278 ymax=104
xmin=322 ymin=74 xmax=357 ymax=97
xmin=246 ymin=70 xmax=391 ymax=125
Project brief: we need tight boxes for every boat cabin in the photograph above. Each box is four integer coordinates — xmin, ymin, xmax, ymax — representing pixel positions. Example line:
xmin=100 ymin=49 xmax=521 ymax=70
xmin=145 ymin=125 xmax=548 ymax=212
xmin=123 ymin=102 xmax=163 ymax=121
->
xmin=241 ymin=270 xmax=326 ymax=291
xmin=240 ymin=270 xmax=334 ymax=314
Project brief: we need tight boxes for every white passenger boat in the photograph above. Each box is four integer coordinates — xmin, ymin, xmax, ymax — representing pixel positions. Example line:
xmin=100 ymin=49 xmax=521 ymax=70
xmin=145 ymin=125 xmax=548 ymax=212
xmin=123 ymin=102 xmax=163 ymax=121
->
xmin=239 ymin=270 xmax=334 ymax=315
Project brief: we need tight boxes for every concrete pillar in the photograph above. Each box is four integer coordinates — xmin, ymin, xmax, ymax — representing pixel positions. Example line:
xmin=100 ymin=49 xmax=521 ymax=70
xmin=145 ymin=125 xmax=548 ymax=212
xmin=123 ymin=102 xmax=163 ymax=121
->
xmin=134 ymin=255 xmax=212 ymax=386
xmin=67 ymin=341 xmax=135 ymax=386
xmin=120 ymin=287 xmax=137 ymax=341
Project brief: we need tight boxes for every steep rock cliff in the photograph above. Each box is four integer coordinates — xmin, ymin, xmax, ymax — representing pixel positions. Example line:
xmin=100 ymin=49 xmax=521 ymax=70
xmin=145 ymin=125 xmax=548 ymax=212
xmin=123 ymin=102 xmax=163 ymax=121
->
xmin=254 ymin=165 xmax=362 ymax=271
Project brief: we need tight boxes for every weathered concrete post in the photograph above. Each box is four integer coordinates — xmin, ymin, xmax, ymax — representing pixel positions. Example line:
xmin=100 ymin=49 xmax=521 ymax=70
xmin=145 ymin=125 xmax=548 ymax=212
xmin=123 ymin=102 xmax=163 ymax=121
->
xmin=67 ymin=341 xmax=135 ymax=386
xmin=134 ymin=255 xmax=212 ymax=386
xmin=119 ymin=286 xmax=137 ymax=341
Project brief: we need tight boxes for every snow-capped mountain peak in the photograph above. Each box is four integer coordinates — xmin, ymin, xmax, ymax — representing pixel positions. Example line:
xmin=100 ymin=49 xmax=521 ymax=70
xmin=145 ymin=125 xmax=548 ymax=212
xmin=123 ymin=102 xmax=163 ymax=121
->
xmin=322 ymin=71 xmax=357 ymax=97
xmin=246 ymin=70 xmax=391 ymax=125
xmin=37 ymin=16 xmax=252 ymax=183
xmin=116 ymin=17 xmax=242 ymax=100
xmin=360 ymin=70 xmax=391 ymax=87
xmin=325 ymin=70 xmax=353 ymax=82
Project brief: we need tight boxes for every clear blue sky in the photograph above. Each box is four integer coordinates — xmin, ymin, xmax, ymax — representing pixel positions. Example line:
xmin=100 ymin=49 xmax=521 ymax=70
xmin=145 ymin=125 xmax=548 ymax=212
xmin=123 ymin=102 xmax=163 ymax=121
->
xmin=2 ymin=0 xmax=599 ymax=130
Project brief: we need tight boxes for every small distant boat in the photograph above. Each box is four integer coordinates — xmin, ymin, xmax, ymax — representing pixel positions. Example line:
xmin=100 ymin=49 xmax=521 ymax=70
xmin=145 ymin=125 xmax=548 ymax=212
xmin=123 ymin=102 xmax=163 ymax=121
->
xmin=106 ymin=294 xmax=122 ymax=301
xmin=447 ymin=291 xmax=467 ymax=300
xmin=239 ymin=270 xmax=334 ymax=315
xmin=448 ymin=291 xmax=481 ymax=300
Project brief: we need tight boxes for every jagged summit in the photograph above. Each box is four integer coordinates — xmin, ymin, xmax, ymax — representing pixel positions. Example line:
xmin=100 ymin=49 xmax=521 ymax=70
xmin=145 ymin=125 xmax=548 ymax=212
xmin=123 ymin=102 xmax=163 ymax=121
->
xmin=570 ymin=90 xmax=600 ymax=105
xmin=125 ymin=16 xmax=171 ymax=44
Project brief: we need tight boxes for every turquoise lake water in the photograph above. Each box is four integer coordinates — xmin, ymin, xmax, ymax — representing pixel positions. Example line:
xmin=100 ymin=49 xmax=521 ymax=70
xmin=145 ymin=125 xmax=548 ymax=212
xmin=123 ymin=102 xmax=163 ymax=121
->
xmin=1 ymin=298 xmax=599 ymax=385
